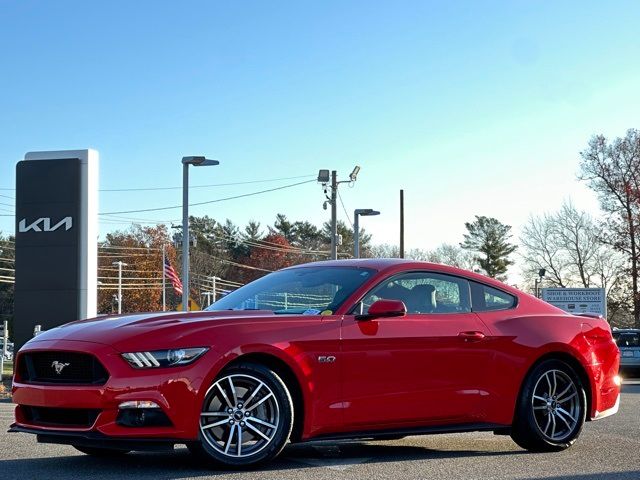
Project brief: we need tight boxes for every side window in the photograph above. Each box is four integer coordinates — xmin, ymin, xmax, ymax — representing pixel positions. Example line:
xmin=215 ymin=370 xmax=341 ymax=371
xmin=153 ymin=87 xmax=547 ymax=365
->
xmin=358 ymin=272 xmax=471 ymax=314
xmin=470 ymin=281 xmax=517 ymax=311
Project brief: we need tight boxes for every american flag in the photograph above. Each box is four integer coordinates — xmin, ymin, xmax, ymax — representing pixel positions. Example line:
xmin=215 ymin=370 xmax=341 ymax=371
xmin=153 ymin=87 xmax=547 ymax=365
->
xmin=164 ymin=257 xmax=183 ymax=296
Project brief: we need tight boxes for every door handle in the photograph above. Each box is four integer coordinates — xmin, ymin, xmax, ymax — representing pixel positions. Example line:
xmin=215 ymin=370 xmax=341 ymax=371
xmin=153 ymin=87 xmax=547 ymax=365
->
xmin=458 ymin=331 xmax=486 ymax=342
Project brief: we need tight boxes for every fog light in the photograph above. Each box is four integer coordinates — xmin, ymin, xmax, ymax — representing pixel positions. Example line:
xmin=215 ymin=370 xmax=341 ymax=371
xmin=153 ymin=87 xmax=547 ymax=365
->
xmin=613 ymin=375 xmax=622 ymax=386
xmin=118 ymin=400 xmax=160 ymax=409
xmin=116 ymin=402 xmax=172 ymax=428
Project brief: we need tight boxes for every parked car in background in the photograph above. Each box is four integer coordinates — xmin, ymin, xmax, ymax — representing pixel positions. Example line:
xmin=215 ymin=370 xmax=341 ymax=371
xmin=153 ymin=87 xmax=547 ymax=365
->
xmin=1 ymin=341 xmax=13 ymax=361
xmin=10 ymin=260 xmax=621 ymax=467
xmin=613 ymin=329 xmax=640 ymax=376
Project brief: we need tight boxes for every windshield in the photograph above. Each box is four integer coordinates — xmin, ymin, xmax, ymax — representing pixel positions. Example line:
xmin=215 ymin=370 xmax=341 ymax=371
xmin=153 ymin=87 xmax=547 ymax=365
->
xmin=206 ymin=266 xmax=375 ymax=314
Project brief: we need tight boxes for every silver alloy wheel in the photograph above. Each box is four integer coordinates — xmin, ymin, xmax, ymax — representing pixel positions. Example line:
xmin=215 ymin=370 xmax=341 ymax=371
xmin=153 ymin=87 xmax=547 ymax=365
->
xmin=200 ymin=374 xmax=280 ymax=458
xmin=531 ymin=369 xmax=580 ymax=442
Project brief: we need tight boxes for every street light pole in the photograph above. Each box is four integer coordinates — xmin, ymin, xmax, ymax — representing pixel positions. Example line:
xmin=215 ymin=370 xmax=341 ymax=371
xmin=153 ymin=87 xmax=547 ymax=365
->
xmin=182 ymin=162 xmax=189 ymax=311
xmin=112 ymin=261 xmax=128 ymax=314
xmin=354 ymin=209 xmax=380 ymax=258
xmin=534 ymin=268 xmax=546 ymax=298
xmin=181 ymin=156 xmax=220 ymax=312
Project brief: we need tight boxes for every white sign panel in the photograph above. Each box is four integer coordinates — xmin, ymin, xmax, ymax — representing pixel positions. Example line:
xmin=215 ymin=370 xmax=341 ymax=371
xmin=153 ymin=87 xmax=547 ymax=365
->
xmin=541 ymin=288 xmax=606 ymax=317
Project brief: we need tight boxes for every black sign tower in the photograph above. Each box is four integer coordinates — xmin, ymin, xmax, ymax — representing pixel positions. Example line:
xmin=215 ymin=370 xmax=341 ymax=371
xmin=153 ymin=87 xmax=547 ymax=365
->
xmin=14 ymin=150 xmax=98 ymax=349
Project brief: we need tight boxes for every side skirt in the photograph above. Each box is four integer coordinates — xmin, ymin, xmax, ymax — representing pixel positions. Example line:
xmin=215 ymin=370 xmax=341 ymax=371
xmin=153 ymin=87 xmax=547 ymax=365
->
xmin=300 ymin=422 xmax=508 ymax=443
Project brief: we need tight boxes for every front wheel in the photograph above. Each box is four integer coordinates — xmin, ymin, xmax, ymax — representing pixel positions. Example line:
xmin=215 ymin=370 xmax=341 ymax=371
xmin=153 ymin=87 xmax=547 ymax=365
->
xmin=190 ymin=363 xmax=294 ymax=467
xmin=511 ymin=359 xmax=587 ymax=452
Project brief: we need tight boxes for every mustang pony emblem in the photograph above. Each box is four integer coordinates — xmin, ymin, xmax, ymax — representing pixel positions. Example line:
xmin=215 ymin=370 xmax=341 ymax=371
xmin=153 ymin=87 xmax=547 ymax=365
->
xmin=51 ymin=361 xmax=70 ymax=374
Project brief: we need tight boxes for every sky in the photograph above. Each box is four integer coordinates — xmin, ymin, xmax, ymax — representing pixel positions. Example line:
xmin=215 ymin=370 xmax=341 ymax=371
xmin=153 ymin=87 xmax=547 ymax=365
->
xmin=1 ymin=0 xmax=640 ymax=279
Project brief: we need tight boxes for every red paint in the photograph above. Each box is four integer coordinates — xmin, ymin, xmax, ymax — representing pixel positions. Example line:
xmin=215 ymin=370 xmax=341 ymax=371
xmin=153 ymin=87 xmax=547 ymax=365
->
xmin=12 ymin=259 xmax=620 ymax=443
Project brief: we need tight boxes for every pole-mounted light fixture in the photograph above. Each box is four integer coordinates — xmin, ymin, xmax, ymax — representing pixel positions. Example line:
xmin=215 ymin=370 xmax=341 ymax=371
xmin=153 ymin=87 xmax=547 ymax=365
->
xmin=182 ymin=156 xmax=220 ymax=312
xmin=354 ymin=208 xmax=380 ymax=258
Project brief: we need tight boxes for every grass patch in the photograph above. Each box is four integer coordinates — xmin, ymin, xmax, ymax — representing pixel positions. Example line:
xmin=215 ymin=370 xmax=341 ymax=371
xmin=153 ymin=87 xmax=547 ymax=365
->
xmin=2 ymin=362 xmax=13 ymax=377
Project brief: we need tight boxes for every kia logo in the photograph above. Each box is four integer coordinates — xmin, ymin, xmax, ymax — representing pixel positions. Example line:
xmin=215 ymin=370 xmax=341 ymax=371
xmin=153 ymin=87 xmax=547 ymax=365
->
xmin=18 ymin=217 xmax=73 ymax=233
xmin=51 ymin=361 xmax=70 ymax=374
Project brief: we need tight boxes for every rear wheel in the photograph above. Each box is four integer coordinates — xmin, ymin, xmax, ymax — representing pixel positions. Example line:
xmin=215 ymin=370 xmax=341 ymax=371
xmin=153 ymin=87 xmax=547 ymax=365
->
xmin=190 ymin=363 xmax=294 ymax=467
xmin=73 ymin=446 xmax=130 ymax=456
xmin=511 ymin=359 xmax=586 ymax=452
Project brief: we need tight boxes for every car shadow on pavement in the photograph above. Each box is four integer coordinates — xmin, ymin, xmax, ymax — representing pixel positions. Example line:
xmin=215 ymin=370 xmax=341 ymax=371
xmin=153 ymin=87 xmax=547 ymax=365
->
xmin=0 ymin=441 xmax=527 ymax=479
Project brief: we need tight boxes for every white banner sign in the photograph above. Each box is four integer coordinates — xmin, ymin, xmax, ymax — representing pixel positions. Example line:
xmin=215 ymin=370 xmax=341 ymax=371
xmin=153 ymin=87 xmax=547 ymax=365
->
xmin=541 ymin=288 xmax=606 ymax=317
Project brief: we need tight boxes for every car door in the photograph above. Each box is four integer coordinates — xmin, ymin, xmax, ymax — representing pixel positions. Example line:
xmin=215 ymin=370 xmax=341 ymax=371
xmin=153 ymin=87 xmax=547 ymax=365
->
xmin=340 ymin=271 xmax=494 ymax=431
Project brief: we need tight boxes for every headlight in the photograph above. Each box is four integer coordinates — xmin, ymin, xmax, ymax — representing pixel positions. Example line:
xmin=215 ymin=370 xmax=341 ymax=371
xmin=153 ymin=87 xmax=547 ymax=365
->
xmin=121 ymin=348 xmax=208 ymax=369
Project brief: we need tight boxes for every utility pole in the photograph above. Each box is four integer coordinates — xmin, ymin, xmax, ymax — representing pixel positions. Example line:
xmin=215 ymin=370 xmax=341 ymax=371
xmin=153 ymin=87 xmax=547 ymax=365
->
xmin=161 ymin=244 xmax=166 ymax=311
xmin=112 ymin=261 xmax=128 ymax=314
xmin=318 ymin=167 xmax=361 ymax=261
xmin=399 ymin=189 xmax=405 ymax=259
xmin=0 ymin=321 xmax=7 ymax=381
xmin=330 ymin=170 xmax=338 ymax=260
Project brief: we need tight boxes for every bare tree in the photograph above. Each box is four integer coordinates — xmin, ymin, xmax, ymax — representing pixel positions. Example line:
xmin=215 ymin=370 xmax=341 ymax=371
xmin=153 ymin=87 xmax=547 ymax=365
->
xmin=368 ymin=243 xmax=475 ymax=271
xmin=579 ymin=129 xmax=640 ymax=328
xmin=422 ymin=244 xmax=475 ymax=270
xmin=520 ymin=201 xmax=628 ymax=323
xmin=520 ymin=213 xmax=571 ymax=288
xmin=368 ymin=243 xmax=400 ymax=258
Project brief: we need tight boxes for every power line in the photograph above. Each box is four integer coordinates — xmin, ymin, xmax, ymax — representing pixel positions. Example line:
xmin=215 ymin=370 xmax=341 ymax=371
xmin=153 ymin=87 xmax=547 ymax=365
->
xmin=98 ymin=179 xmax=315 ymax=216
xmin=99 ymin=174 xmax=315 ymax=192
xmin=0 ymin=174 xmax=317 ymax=193
xmin=337 ymin=190 xmax=353 ymax=229
xmin=99 ymin=244 xmax=162 ymax=251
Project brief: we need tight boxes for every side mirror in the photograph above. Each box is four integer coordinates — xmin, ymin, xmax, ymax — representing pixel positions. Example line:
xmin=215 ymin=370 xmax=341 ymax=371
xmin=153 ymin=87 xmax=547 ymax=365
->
xmin=355 ymin=299 xmax=407 ymax=321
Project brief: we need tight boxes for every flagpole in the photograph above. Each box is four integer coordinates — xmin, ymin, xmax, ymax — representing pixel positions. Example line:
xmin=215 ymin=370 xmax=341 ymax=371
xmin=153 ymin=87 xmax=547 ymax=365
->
xmin=162 ymin=244 xmax=166 ymax=312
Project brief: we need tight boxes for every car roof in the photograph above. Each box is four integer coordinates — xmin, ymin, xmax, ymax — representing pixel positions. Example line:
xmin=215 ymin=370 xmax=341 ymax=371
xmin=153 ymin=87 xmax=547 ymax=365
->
xmin=283 ymin=258 xmax=526 ymax=297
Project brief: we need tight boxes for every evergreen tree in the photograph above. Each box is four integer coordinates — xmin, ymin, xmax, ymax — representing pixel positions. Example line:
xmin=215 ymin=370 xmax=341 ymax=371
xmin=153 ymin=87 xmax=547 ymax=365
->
xmin=460 ymin=216 xmax=516 ymax=280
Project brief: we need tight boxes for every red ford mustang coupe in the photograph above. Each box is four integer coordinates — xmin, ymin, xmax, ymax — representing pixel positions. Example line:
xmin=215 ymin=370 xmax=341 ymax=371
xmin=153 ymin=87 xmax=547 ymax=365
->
xmin=11 ymin=259 xmax=620 ymax=467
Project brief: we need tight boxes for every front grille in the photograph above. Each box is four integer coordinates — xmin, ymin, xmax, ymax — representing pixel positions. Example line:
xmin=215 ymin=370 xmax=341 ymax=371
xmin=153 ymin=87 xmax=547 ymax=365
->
xmin=21 ymin=406 xmax=100 ymax=428
xmin=18 ymin=351 xmax=109 ymax=385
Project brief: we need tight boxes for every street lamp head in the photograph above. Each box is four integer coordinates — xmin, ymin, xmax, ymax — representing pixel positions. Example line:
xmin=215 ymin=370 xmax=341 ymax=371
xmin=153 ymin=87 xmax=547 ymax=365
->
xmin=538 ymin=268 xmax=546 ymax=278
xmin=182 ymin=156 xmax=220 ymax=167
xmin=355 ymin=208 xmax=380 ymax=217
xmin=349 ymin=165 xmax=361 ymax=182
xmin=317 ymin=169 xmax=330 ymax=183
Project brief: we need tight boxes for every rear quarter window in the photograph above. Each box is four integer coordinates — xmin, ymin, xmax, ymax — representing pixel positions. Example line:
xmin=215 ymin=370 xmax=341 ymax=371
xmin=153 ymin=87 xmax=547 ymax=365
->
xmin=470 ymin=281 xmax=517 ymax=312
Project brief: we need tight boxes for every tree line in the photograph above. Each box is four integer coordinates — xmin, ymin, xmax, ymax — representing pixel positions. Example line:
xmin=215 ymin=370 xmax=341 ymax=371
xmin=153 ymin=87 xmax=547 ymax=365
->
xmin=1 ymin=129 xmax=640 ymax=329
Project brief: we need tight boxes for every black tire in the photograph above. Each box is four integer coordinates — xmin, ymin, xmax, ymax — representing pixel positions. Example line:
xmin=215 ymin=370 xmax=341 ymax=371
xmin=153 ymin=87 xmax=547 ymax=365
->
xmin=511 ymin=359 xmax=586 ymax=452
xmin=190 ymin=362 xmax=294 ymax=468
xmin=73 ymin=445 xmax=130 ymax=456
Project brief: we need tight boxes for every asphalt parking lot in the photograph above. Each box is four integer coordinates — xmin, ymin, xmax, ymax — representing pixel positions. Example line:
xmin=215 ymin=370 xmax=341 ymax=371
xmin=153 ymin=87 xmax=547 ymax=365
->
xmin=1 ymin=381 xmax=638 ymax=480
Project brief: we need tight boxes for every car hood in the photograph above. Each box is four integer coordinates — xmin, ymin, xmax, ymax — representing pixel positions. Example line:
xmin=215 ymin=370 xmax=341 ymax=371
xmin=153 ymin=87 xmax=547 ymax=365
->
xmin=25 ymin=310 xmax=278 ymax=352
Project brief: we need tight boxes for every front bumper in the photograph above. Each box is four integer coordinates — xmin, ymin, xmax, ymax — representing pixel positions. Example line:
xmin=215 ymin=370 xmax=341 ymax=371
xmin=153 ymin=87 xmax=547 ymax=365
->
xmin=8 ymin=424 xmax=179 ymax=451
xmin=11 ymin=339 xmax=219 ymax=441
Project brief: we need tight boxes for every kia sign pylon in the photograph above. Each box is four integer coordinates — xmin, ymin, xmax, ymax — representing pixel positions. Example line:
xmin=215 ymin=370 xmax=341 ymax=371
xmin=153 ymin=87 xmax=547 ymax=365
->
xmin=14 ymin=150 xmax=98 ymax=349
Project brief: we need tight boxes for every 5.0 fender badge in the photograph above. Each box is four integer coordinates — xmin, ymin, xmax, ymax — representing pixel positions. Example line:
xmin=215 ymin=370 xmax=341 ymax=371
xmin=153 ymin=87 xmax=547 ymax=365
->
xmin=318 ymin=356 xmax=336 ymax=363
